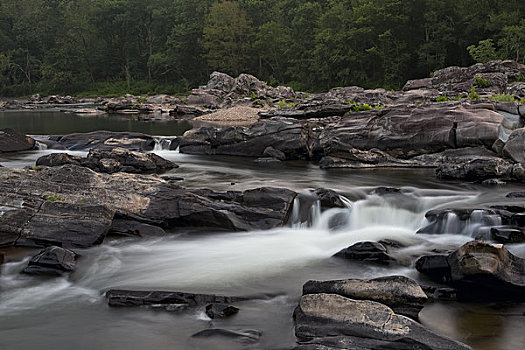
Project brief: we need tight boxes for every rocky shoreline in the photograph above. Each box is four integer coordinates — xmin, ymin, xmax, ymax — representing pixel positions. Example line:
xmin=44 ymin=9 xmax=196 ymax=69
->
xmin=2 ymin=60 xmax=525 ymax=349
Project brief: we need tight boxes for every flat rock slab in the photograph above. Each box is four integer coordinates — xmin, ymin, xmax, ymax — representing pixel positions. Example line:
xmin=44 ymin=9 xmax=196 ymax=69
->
xmin=49 ymin=131 xmax=157 ymax=151
xmin=106 ymin=290 xmax=246 ymax=308
xmin=302 ymin=275 xmax=427 ymax=320
xmin=0 ymin=128 xmax=35 ymax=153
xmin=294 ymin=293 xmax=471 ymax=350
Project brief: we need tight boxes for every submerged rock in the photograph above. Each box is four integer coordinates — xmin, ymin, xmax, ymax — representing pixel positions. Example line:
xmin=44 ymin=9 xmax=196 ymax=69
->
xmin=205 ymin=303 xmax=240 ymax=319
xmin=0 ymin=129 xmax=36 ymax=153
xmin=294 ymin=293 xmax=471 ymax=350
xmin=23 ymin=246 xmax=78 ymax=275
xmin=190 ymin=329 xmax=261 ymax=344
xmin=302 ymin=276 xmax=427 ymax=320
xmin=106 ymin=290 xmax=246 ymax=308
xmin=333 ymin=241 xmax=393 ymax=265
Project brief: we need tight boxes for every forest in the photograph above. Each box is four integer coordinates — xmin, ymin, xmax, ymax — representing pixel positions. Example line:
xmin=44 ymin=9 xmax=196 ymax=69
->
xmin=0 ymin=0 xmax=524 ymax=96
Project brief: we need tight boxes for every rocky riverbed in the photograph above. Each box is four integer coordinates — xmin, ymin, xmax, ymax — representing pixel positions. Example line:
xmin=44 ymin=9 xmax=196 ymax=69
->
xmin=1 ymin=60 xmax=525 ymax=349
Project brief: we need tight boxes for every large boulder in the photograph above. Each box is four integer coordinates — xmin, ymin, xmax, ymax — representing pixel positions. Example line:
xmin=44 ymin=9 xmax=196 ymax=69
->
xmin=0 ymin=129 xmax=36 ymax=153
xmin=36 ymin=148 xmax=177 ymax=174
xmin=48 ymin=131 xmax=157 ymax=151
xmin=302 ymin=276 xmax=428 ymax=320
xmin=294 ymin=293 xmax=471 ymax=350
xmin=22 ymin=246 xmax=79 ymax=275
xmin=435 ymin=156 xmax=514 ymax=181
xmin=416 ymin=241 xmax=525 ymax=301
xmin=0 ymin=165 xmax=296 ymax=247
xmin=503 ymin=128 xmax=525 ymax=164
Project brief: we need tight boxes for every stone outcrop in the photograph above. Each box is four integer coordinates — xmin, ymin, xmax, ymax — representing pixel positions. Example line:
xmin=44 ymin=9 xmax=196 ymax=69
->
xmin=416 ymin=241 xmax=525 ymax=301
xmin=22 ymin=246 xmax=79 ymax=275
xmin=302 ymin=276 xmax=427 ymax=320
xmin=404 ymin=60 xmax=525 ymax=95
xmin=36 ymin=148 xmax=177 ymax=174
xmin=0 ymin=129 xmax=36 ymax=153
xmin=0 ymin=165 xmax=296 ymax=248
xmin=205 ymin=303 xmax=240 ymax=319
xmin=294 ymin=293 xmax=471 ymax=350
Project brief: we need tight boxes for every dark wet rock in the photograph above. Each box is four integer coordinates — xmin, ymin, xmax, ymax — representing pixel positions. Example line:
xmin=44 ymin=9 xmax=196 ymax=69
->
xmin=294 ymin=293 xmax=471 ymax=350
xmin=0 ymin=253 xmax=3 ymax=264
xmin=481 ymin=178 xmax=506 ymax=186
xmin=334 ymin=241 xmax=392 ymax=265
xmin=417 ymin=241 xmax=525 ymax=301
xmin=205 ymin=303 xmax=240 ymax=319
xmin=313 ymin=188 xmax=345 ymax=209
xmin=37 ymin=148 xmax=177 ymax=174
xmin=416 ymin=255 xmax=452 ymax=283
xmin=263 ymin=146 xmax=286 ymax=161
xmin=191 ymin=329 xmax=261 ymax=344
xmin=108 ymin=219 xmax=166 ymax=238
xmin=22 ymin=246 xmax=78 ymax=275
xmin=17 ymin=202 xmax=115 ymax=248
xmin=511 ymin=213 xmax=525 ymax=228
xmin=106 ymin=289 xmax=246 ymax=308
xmin=302 ymin=276 xmax=427 ymax=320
xmin=0 ymin=129 xmax=36 ymax=153
xmin=0 ymin=165 xmax=297 ymax=248
xmin=490 ymin=226 xmax=525 ymax=243
xmin=436 ymin=156 xmax=514 ymax=181
xmin=49 ymin=131 xmax=157 ymax=151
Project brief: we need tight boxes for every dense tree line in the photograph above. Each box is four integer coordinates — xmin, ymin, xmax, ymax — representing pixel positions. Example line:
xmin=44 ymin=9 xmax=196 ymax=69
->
xmin=0 ymin=0 xmax=524 ymax=96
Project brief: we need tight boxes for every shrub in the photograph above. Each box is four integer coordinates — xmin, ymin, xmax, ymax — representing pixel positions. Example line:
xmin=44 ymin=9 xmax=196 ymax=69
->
xmin=474 ymin=75 xmax=489 ymax=88
xmin=468 ymin=86 xmax=480 ymax=100
xmin=436 ymin=95 xmax=449 ymax=102
xmin=491 ymin=93 xmax=516 ymax=102
xmin=277 ymin=100 xmax=296 ymax=109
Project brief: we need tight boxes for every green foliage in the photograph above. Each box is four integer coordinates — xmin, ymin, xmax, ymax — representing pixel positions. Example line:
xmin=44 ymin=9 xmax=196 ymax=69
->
xmin=467 ymin=39 xmax=499 ymax=63
xmin=468 ymin=86 xmax=480 ymax=100
xmin=250 ymin=91 xmax=257 ymax=99
xmin=1 ymin=0 xmax=525 ymax=96
xmin=474 ymin=75 xmax=489 ymax=88
xmin=436 ymin=94 xmax=449 ymax=102
xmin=349 ymin=104 xmax=373 ymax=113
xmin=44 ymin=194 xmax=67 ymax=203
xmin=491 ymin=93 xmax=517 ymax=102
xmin=277 ymin=100 xmax=296 ymax=109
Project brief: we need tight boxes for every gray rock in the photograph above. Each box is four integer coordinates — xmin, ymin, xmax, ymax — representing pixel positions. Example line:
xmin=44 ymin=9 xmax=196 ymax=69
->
xmin=490 ymin=226 xmax=525 ymax=243
xmin=313 ymin=188 xmax=346 ymax=209
xmin=23 ymin=246 xmax=78 ymax=275
xmin=302 ymin=276 xmax=427 ymax=320
xmin=108 ymin=219 xmax=166 ymax=238
xmin=191 ymin=329 xmax=261 ymax=344
xmin=0 ymin=129 xmax=36 ymax=153
xmin=294 ymin=293 xmax=471 ymax=350
xmin=503 ymin=128 xmax=525 ymax=164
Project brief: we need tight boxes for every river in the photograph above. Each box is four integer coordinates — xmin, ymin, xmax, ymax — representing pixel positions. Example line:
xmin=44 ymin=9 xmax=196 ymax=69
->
xmin=1 ymin=111 xmax=525 ymax=350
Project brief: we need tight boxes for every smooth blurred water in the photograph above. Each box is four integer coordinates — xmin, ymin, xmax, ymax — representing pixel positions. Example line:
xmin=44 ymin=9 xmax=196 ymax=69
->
xmin=1 ymin=113 xmax=525 ymax=349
